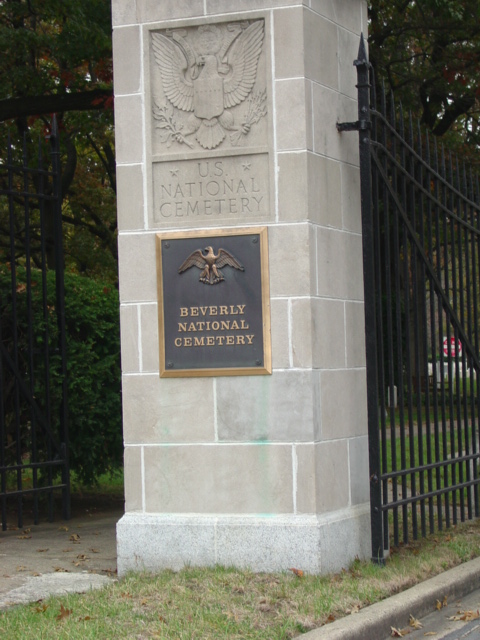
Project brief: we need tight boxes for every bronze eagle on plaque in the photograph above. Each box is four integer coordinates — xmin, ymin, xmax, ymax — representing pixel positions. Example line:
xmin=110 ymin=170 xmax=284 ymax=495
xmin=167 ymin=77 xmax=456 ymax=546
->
xmin=178 ymin=246 xmax=244 ymax=285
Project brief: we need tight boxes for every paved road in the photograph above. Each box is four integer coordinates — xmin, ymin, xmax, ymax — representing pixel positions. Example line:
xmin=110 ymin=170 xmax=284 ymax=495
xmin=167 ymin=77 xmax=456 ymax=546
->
xmin=383 ymin=587 xmax=480 ymax=640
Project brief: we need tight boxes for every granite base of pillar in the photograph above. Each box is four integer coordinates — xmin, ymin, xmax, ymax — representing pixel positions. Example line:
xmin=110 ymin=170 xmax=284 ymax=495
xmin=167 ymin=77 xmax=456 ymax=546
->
xmin=116 ymin=505 xmax=371 ymax=576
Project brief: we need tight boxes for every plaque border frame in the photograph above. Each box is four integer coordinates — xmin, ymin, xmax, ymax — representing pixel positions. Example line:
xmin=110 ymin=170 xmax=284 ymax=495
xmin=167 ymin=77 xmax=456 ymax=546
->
xmin=156 ymin=226 xmax=272 ymax=378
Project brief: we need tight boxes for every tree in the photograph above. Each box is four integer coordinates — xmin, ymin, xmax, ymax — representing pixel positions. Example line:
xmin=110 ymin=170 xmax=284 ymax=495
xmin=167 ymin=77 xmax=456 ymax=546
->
xmin=369 ymin=0 xmax=480 ymax=160
xmin=0 ymin=0 xmax=117 ymax=281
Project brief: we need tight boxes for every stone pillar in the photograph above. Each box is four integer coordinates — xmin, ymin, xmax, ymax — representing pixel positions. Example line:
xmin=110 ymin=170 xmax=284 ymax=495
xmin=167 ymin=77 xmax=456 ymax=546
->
xmin=113 ymin=0 xmax=370 ymax=575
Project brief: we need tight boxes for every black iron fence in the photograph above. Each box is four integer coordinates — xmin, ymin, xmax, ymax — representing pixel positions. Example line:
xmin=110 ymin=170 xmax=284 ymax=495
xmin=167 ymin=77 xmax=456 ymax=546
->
xmin=340 ymin=36 xmax=480 ymax=562
xmin=0 ymin=117 xmax=70 ymax=529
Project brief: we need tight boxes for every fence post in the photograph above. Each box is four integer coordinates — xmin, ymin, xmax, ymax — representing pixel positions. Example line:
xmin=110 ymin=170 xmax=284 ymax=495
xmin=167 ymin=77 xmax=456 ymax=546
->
xmin=338 ymin=35 xmax=384 ymax=563
xmin=50 ymin=115 xmax=70 ymax=520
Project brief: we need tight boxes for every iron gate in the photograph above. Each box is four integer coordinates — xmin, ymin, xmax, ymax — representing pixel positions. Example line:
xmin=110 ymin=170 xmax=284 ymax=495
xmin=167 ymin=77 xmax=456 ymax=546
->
xmin=0 ymin=117 xmax=70 ymax=529
xmin=339 ymin=36 xmax=480 ymax=562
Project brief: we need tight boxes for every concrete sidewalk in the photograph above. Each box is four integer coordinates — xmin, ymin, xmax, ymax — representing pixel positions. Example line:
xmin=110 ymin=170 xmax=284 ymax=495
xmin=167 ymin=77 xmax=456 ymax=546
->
xmin=0 ymin=503 xmax=122 ymax=609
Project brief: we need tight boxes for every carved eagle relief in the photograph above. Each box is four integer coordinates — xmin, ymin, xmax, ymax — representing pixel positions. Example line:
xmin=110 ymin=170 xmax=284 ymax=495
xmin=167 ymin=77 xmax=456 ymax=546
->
xmin=151 ymin=21 xmax=265 ymax=150
xmin=178 ymin=246 xmax=244 ymax=285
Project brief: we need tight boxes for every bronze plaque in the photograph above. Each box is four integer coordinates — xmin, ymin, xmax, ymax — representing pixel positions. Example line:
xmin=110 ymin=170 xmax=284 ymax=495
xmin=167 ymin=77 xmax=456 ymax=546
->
xmin=156 ymin=227 xmax=271 ymax=377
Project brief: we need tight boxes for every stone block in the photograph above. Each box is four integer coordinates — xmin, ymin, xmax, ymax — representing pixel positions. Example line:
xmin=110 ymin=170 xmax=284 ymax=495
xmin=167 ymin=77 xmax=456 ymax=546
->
xmin=269 ymin=224 xmax=312 ymax=297
xmin=217 ymin=371 xmax=316 ymax=442
xmin=291 ymin=298 xmax=313 ymax=368
xmin=348 ymin=435 xmax=370 ymax=505
xmin=310 ymin=0 xmax=364 ymax=35
xmin=345 ymin=301 xmax=366 ymax=368
xmin=117 ymin=514 xmax=216 ymax=574
xmin=275 ymin=79 xmax=308 ymax=151
xmin=307 ymin=153 xmax=342 ymax=228
xmin=112 ymin=0 xmax=138 ymax=26
xmin=304 ymin=9 xmax=338 ymax=89
xmin=124 ymin=446 xmax=142 ymax=511
xmin=137 ymin=0 xmax=204 ymax=22
xmin=341 ymin=163 xmax=361 ymax=233
xmin=122 ymin=374 xmax=215 ymax=444
xmin=320 ymin=368 xmax=367 ymax=440
xmin=311 ymin=297 xmax=346 ymax=369
xmin=295 ymin=444 xmax=316 ymax=514
xmin=206 ymin=0 xmax=305 ymax=13
xmin=118 ymin=233 xmax=157 ymax=303
xmin=215 ymin=515 xmax=321 ymax=572
xmin=315 ymin=440 xmax=349 ymax=512
xmin=312 ymin=83 xmax=358 ymax=165
xmin=112 ymin=27 xmax=141 ymax=96
xmin=338 ymin=24 xmax=361 ymax=100
xmin=116 ymin=164 xmax=144 ymax=232
xmin=140 ymin=303 xmax=159 ymax=372
xmin=120 ymin=304 xmax=139 ymax=373
xmin=316 ymin=226 xmax=364 ymax=300
xmin=305 ymin=79 xmax=314 ymax=151
xmin=149 ymin=154 xmax=272 ymax=229
xmin=277 ymin=152 xmax=308 ymax=222
xmin=114 ymin=95 xmax=144 ymax=165
xmin=273 ymin=7 xmax=305 ymax=80
xmin=270 ymin=297 xmax=290 ymax=369
xmin=317 ymin=504 xmax=371 ymax=573
xmin=143 ymin=444 xmax=294 ymax=514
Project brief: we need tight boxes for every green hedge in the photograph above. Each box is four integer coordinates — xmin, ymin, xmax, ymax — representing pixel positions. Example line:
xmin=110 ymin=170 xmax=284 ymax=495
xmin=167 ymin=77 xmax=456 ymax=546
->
xmin=0 ymin=265 xmax=122 ymax=485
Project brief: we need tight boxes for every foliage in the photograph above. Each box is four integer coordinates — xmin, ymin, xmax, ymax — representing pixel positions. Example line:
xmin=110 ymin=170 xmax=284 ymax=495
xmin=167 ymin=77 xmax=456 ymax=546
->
xmin=0 ymin=264 xmax=122 ymax=485
xmin=0 ymin=0 xmax=117 ymax=283
xmin=0 ymin=0 xmax=113 ymax=121
xmin=369 ymin=0 xmax=480 ymax=162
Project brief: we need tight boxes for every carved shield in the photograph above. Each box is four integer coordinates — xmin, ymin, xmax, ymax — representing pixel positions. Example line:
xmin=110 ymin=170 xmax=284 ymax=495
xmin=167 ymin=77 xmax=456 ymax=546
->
xmin=193 ymin=75 xmax=224 ymax=120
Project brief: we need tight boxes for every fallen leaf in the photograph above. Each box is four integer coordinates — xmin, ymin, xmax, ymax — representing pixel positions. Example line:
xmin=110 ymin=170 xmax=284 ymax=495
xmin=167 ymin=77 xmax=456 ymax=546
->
xmin=16 ymin=566 xmax=27 ymax=572
xmin=78 ymin=616 xmax=91 ymax=621
xmin=23 ymin=528 xmax=31 ymax=534
xmin=326 ymin=614 xmax=336 ymax=623
xmin=17 ymin=535 xmax=32 ymax=540
xmin=37 ymin=549 xmax=49 ymax=553
xmin=58 ymin=526 xmax=69 ymax=532
xmin=54 ymin=567 xmax=69 ymax=573
xmin=435 ymin=596 xmax=448 ymax=611
xmin=349 ymin=605 xmax=361 ymax=614
xmin=159 ymin=615 xmax=167 ymax=623
xmin=31 ymin=572 xmax=41 ymax=577
xmin=391 ymin=627 xmax=404 ymax=637
xmin=90 ymin=548 xmax=100 ymax=553
xmin=409 ymin=614 xmax=423 ymax=629
xmin=448 ymin=610 xmax=480 ymax=622
xmin=423 ymin=633 xmax=437 ymax=637
xmin=76 ymin=554 xmax=89 ymax=560
xmin=288 ymin=567 xmax=304 ymax=578
xmin=35 ymin=604 xmax=48 ymax=613
xmin=69 ymin=533 xmax=80 ymax=542
xmin=56 ymin=604 xmax=72 ymax=621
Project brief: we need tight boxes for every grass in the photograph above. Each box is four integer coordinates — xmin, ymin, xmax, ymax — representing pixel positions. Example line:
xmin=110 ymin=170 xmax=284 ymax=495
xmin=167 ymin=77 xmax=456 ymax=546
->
xmin=2 ymin=518 xmax=480 ymax=638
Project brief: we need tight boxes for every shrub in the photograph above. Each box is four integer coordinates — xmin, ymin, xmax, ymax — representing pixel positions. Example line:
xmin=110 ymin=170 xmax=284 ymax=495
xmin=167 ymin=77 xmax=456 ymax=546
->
xmin=0 ymin=265 xmax=122 ymax=485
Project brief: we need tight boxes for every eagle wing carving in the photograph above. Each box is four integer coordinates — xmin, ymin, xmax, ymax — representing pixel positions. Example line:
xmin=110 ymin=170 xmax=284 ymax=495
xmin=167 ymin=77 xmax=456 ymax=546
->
xmin=151 ymin=33 xmax=194 ymax=112
xmin=223 ymin=21 xmax=264 ymax=109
